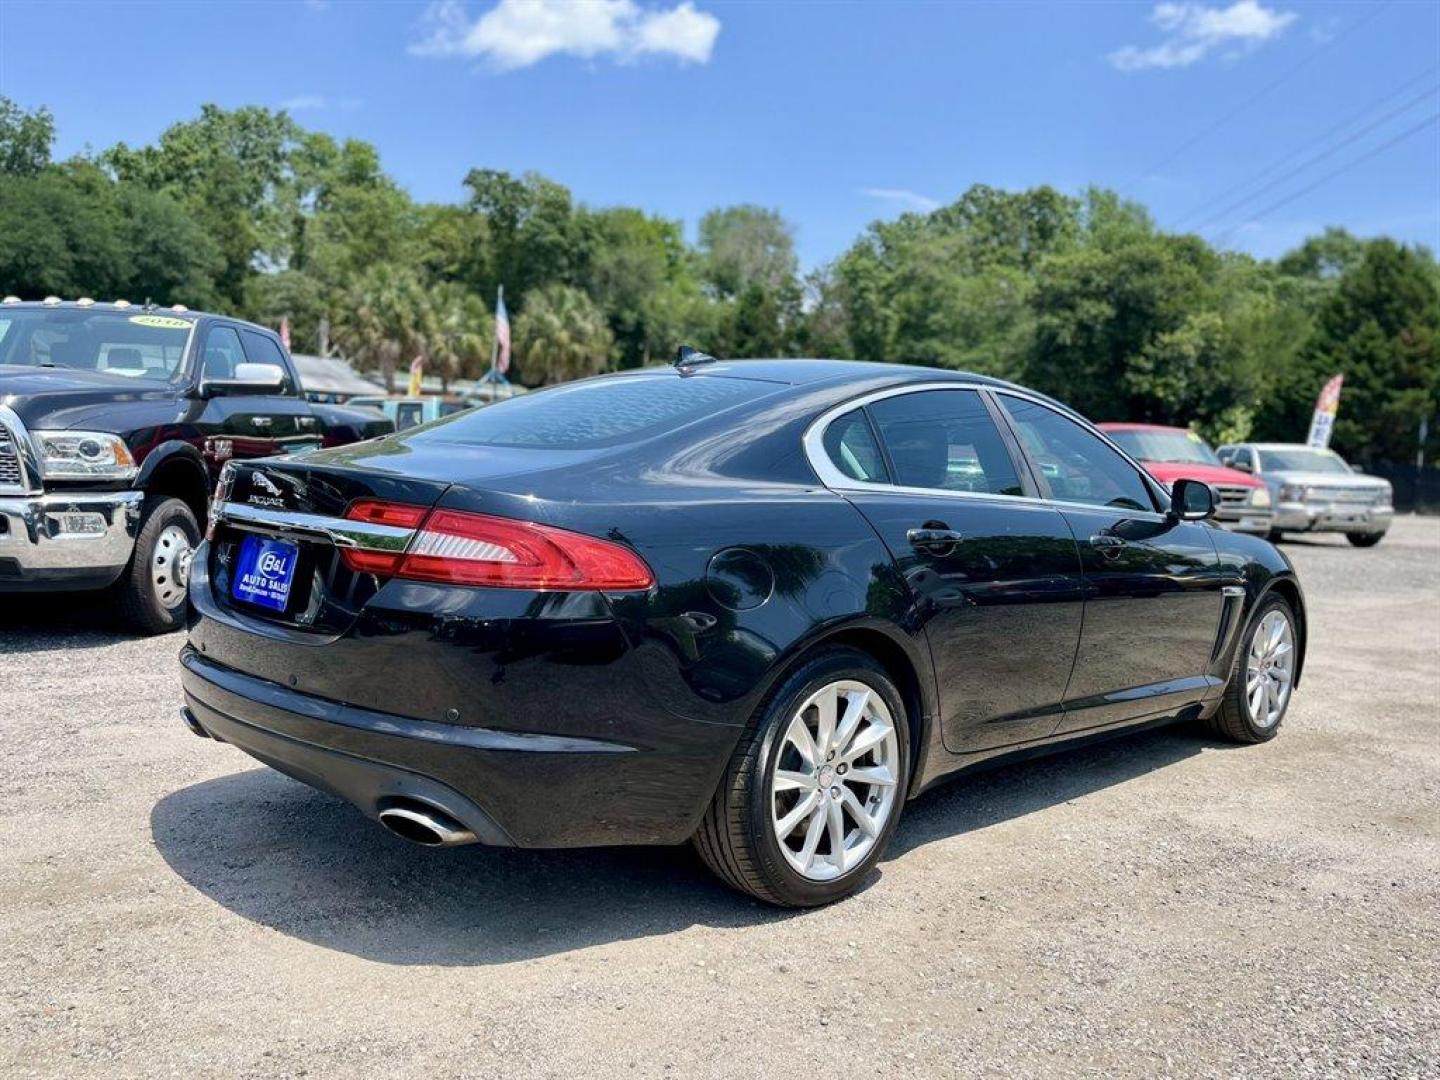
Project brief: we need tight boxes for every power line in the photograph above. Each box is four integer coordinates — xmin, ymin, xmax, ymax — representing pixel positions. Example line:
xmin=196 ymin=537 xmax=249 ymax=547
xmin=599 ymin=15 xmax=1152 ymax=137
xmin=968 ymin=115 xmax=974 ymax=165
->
xmin=1209 ymin=111 xmax=1440 ymax=247
xmin=1142 ymin=1 xmax=1392 ymax=178
xmin=1191 ymin=81 xmax=1439 ymax=231
xmin=1173 ymin=64 xmax=1440 ymax=229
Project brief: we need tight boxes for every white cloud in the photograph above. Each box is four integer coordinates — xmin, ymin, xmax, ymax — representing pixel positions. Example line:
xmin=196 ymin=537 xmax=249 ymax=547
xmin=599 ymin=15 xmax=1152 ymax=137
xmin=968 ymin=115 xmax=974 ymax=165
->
xmin=1108 ymin=1 xmax=1297 ymax=72
xmin=861 ymin=187 xmax=942 ymax=213
xmin=410 ymin=0 xmax=720 ymax=70
xmin=281 ymin=94 xmax=329 ymax=112
xmin=279 ymin=95 xmax=360 ymax=112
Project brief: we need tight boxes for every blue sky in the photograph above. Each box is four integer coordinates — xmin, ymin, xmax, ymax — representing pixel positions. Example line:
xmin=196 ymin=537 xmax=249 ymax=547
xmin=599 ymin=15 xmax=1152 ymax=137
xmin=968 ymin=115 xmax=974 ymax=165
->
xmin=1 ymin=0 xmax=1436 ymax=269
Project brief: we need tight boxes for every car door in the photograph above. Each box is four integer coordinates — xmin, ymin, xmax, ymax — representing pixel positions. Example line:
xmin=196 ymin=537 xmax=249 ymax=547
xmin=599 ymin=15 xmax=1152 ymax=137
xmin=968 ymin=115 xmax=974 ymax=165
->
xmin=238 ymin=329 xmax=323 ymax=452
xmin=994 ymin=392 xmax=1228 ymax=734
xmin=195 ymin=323 xmax=315 ymax=477
xmin=815 ymin=387 xmax=1086 ymax=754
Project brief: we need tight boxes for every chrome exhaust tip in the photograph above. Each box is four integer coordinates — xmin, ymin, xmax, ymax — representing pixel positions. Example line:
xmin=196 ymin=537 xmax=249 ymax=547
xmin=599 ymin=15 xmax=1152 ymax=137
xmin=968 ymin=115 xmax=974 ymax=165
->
xmin=377 ymin=802 xmax=478 ymax=847
xmin=180 ymin=706 xmax=209 ymax=739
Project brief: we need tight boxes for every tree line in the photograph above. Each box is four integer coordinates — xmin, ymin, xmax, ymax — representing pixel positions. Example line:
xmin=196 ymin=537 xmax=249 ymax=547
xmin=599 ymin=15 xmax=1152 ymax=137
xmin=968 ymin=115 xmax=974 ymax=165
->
xmin=1 ymin=98 xmax=1436 ymax=465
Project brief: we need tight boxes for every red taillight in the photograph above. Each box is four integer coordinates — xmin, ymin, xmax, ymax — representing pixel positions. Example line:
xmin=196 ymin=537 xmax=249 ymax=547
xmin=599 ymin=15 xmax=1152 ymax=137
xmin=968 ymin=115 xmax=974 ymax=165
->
xmin=346 ymin=500 xmax=428 ymax=528
xmin=336 ymin=500 xmax=653 ymax=591
xmin=338 ymin=499 xmax=430 ymax=576
xmin=402 ymin=509 xmax=654 ymax=590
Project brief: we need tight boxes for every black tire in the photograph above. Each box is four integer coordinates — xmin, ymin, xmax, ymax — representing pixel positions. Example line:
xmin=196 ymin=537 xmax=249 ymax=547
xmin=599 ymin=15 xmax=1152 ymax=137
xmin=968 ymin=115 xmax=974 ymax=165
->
xmin=1205 ymin=593 xmax=1296 ymax=745
xmin=1267 ymin=529 xmax=1284 ymax=543
xmin=1346 ymin=531 xmax=1385 ymax=548
xmin=112 ymin=496 xmax=200 ymax=636
xmin=693 ymin=646 xmax=911 ymax=907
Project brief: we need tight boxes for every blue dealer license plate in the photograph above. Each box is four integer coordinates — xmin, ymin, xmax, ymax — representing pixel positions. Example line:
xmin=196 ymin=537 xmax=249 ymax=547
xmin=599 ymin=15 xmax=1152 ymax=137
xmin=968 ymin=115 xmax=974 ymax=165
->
xmin=232 ymin=534 xmax=299 ymax=612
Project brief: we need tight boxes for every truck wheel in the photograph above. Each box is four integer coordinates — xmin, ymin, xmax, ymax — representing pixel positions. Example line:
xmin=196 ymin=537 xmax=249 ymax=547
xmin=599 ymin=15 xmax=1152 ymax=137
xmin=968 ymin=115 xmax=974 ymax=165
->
xmin=113 ymin=496 xmax=200 ymax=635
xmin=1346 ymin=531 xmax=1385 ymax=548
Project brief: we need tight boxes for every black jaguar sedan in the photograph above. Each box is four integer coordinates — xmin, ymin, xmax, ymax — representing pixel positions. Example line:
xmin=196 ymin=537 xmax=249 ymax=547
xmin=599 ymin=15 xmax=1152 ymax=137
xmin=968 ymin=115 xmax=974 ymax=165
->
xmin=180 ymin=357 xmax=1305 ymax=906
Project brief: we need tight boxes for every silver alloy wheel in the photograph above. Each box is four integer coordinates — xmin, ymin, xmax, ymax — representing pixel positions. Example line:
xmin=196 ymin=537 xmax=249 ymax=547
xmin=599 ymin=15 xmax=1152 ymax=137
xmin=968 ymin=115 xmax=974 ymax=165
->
xmin=770 ymin=679 xmax=900 ymax=881
xmin=151 ymin=524 xmax=194 ymax=610
xmin=1245 ymin=608 xmax=1295 ymax=728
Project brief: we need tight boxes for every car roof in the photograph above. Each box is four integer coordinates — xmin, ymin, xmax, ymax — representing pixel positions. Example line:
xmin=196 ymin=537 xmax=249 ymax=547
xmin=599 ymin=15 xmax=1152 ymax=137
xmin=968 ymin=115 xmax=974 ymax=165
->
xmin=649 ymin=357 xmax=1010 ymax=387
xmin=1095 ymin=422 xmax=1188 ymax=433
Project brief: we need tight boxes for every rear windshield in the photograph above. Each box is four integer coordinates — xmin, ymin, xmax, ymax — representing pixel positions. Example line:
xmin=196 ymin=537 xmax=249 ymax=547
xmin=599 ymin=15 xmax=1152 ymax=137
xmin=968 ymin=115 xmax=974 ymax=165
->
xmin=411 ymin=375 xmax=771 ymax=449
xmin=0 ymin=309 xmax=193 ymax=381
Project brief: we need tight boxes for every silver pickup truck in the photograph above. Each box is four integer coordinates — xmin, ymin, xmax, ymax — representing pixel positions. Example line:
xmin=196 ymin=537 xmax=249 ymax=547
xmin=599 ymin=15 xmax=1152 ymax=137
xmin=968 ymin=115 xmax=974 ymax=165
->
xmin=1216 ymin=442 xmax=1394 ymax=547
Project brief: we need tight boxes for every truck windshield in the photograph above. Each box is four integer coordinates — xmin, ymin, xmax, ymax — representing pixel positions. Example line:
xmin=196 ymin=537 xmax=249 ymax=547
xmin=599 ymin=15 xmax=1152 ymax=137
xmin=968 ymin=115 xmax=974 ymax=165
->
xmin=1107 ymin=429 xmax=1220 ymax=466
xmin=1259 ymin=448 xmax=1351 ymax=473
xmin=0 ymin=309 xmax=193 ymax=382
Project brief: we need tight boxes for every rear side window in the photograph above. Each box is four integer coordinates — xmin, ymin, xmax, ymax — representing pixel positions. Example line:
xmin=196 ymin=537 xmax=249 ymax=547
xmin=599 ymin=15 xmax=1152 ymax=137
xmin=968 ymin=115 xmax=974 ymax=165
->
xmin=395 ymin=402 xmax=424 ymax=430
xmin=416 ymin=375 xmax=771 ymax=449
xmin=822 ymin=409 xmax=889 ymax=483
xmin=867 ymin=389 xmax=1023 ymax=496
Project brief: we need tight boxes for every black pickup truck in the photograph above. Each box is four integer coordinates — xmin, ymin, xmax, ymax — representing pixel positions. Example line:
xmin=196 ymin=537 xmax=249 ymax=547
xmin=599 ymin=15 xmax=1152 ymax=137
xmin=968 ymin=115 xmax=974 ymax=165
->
xmin=0 ymin=298 xmax=393 ymax=633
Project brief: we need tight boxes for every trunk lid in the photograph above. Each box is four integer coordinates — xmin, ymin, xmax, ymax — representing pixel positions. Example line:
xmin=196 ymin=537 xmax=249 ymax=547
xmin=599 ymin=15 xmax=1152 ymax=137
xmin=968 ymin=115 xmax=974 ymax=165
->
xmin=208 ymin=457 xmax=452 ymax=634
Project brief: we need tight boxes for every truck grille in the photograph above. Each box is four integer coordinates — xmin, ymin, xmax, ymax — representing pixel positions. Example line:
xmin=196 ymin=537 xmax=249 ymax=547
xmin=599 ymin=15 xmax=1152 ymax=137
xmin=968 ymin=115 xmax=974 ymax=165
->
xmin=1309 ymin=485 xmax=1382 ymax=505
xmin=1214 ymin=484 xmax=1254 ymax=508
xmin=0 ymin=423 xmax=25 ymax=491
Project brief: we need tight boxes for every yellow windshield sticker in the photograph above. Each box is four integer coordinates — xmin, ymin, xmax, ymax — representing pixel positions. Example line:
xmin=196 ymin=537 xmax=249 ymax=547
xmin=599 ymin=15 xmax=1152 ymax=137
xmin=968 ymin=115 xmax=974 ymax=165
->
xmin=128 ymin=314 xmax=191 ymax=330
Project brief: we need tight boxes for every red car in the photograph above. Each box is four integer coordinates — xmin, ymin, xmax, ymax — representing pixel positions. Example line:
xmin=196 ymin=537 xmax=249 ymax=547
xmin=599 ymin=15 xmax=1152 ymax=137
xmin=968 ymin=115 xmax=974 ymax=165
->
xmin=1098 ymin=423 xmax=1274 ymax=535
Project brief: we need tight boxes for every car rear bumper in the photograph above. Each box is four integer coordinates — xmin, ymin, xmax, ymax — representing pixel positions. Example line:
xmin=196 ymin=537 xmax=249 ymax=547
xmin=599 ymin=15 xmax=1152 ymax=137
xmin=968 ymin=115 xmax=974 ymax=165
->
xmin=179 ymin=644 xmax=739 ymax=849
xmin=0 ymin=490 xmax=142 ymax=590
xmin=1273 ymin=501 xmax=1393 ymax=533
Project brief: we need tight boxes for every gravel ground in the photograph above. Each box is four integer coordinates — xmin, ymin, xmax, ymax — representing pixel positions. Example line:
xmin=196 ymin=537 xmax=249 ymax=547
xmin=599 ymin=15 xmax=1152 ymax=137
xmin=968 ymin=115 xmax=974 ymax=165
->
xmin=1 ymin=517 xmax=1437 ymax=1079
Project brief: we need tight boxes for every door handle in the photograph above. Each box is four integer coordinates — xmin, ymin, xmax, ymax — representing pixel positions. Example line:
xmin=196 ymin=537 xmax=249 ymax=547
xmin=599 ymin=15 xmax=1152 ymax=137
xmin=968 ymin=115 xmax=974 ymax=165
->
xmin=908 ymin=526 xmax=965 ymax=552
xmin=1089 ymin=533 xmax=1126 ymax=550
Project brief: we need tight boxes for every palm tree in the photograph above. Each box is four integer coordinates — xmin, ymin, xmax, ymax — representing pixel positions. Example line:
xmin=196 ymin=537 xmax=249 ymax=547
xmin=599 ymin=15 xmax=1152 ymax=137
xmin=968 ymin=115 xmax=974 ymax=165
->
xmin=514 ymin=284 xmax=615 ymax=385
xmin=426 ymin=283 xmax=492 ymax=392
xmin=333 ymin=264 xmax=428 ymax=391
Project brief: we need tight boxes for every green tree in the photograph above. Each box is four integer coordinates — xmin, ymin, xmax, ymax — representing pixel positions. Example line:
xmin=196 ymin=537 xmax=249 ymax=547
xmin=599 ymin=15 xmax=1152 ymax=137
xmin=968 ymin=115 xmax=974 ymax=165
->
xmin=427 ymin=283 xmax=493 ymax=389
xmin=104 ymin=105 xmax=299 ymax=308
xmin=1027 ymin=235 xmax=1220 ymax=421
xmin=697 ymin=205 xmax=798 ymax=298
xmin=0 ymin=97 xmax=55 ymax=176
xmin=332 ymin=264 xmax=431 ymax=391
xmin=0 ymin=163 xmax=218 ymax=306
xmin=1261 ymin=240 xmax=1440 ymax=464
xmin=288 ymin=132 xmax=416 ymax=286
xmin=463 ymin=169 xmax=588 ymax=302
xmin=513 ymin=283 xmax=614 ymax=385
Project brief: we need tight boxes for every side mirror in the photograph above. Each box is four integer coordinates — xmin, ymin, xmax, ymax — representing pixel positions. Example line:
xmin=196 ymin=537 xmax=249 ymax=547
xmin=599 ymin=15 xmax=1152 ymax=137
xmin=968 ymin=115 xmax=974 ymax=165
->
xmin=1170 ymin=477 xmax=1216 ymax=522
xmin=200 ymin=362 xmax=285 ymax=398
xmin=1229 ymin=457 xmax=1252 ymax=473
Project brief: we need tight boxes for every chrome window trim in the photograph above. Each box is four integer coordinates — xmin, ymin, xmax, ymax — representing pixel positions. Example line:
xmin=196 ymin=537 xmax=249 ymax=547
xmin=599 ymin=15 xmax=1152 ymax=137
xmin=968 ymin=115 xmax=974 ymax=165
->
xmin=801 ymin=381 xmax=1171 ymax=521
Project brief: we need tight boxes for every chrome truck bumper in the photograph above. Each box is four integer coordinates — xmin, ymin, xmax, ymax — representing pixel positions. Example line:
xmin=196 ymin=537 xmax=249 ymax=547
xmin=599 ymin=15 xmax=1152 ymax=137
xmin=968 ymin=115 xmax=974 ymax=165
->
xmin=0 ymin=490 xmax=144 ymax=590
xmin=1272 ymin=500 xmax=1394 ymax=534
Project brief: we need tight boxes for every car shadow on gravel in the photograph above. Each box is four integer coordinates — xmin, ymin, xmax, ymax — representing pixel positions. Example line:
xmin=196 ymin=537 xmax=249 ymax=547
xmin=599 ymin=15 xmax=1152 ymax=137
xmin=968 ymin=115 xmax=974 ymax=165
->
xmin=151 ymin=724 xmax=1216 ymax=966
xmin=0 ymin=591 xmax=145 ymax=652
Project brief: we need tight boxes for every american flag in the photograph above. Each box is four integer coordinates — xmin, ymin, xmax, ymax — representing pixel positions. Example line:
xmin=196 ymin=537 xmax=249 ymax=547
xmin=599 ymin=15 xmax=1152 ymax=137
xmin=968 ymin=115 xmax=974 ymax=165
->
xmin=494 ymin=289 xmax=510 ymax=375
